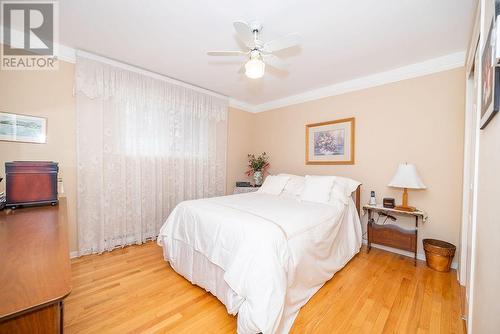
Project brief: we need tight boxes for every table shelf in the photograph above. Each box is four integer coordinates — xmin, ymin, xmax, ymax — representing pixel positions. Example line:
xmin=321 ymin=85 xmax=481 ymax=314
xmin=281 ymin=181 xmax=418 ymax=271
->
xmin=363 ymin=204 xmax=427 ymax=265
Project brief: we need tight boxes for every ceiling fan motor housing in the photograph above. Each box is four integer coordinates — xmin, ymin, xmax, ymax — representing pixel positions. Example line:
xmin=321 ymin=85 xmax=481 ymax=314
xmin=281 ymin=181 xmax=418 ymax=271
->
xmin=248 ymin=21 xmax=263 ymax=33
xmin=249 ymin=50 xmax=262 ymax=59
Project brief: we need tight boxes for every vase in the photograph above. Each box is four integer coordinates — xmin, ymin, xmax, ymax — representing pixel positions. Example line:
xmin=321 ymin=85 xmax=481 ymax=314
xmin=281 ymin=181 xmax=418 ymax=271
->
xmin=253 ymin=171 xmax=263 ymax=186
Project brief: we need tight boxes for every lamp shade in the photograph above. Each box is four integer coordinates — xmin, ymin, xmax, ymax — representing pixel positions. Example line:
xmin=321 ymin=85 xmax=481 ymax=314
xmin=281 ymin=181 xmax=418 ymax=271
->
xmin=388 ymin=163 xmax=426 ymax=189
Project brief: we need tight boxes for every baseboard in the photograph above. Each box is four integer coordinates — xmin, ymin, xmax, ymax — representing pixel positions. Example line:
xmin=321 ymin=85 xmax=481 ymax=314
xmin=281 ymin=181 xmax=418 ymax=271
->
xmin=69 ymin=241 xmax=457 ymax=270
xmin=362 ymin=240 xmax=458 ymax=269
xmin=69 ymin=236 xmax=157 ymax=259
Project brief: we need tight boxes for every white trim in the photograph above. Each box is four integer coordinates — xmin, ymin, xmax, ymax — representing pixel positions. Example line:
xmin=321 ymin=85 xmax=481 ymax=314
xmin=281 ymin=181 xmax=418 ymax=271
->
xmin=69 ymin=235 xmax=157 ymax=259
xmin=72 ymin=240 xmax=460 ymax=269
xmin=75 ymin=49 xmax=254 ymax=111
xmin=251 ymin=51 xmax=466 ymax=113
xmin=76 ymin=50 xmax=229 ymax=101
xmin=228 ymin=98 xmax=255 ymax=112
xmin=1 ymin=29 xmax=248 ymax=105
xmin=467 ymin=82 xmax=480 ymax=334
xmin=460 ymin=23 xmax=480 ymax=287
xmin=58 ymin=43 xmax=77 ymax=63
xmin=463 ymin=3 xmax=482 ymax=331
xmin=460 ymin=71 xmax=475 ymax=286
xmin=1 ymin=29 xmax=465 ymax=113
xmin=71 ymin=50 xmax=466 ymax=113
xmin=1 ymin=28 xmax=77 ymax=63
xmin=362 ymin=240 xmax=458 ymax=270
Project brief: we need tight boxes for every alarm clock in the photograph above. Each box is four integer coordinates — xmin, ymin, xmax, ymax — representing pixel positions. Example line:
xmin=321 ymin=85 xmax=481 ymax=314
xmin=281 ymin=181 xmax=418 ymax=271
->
xmin=383 ymin=198 xmax=395 ymax=208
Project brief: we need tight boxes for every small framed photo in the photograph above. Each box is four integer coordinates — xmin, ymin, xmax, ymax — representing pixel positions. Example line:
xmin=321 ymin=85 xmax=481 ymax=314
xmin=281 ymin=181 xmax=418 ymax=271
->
xmin=305 ymin=117 xmax=355 ymax=165
xmin=0 ymin=112 xmax=47 ymax=143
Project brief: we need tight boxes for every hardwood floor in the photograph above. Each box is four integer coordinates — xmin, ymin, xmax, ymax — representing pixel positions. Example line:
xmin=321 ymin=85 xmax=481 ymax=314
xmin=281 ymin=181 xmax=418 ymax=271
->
xmin=65 ymin=242 xmax=465 ymax=334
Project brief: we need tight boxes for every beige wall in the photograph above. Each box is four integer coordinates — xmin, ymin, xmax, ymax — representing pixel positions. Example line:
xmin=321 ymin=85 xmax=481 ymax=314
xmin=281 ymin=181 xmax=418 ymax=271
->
xmin=251 ymin=68 xmax=466 ymax=256
xmin=0 ymin=61 xmax=78 ymax=251
xmin=0 ymin=58 xmax=466 ymax=261
xmin=0 ymin=62 xmax=254 ymax=252
xmin=470 ymin=0 xmax=500 ymax=331
xmin=226 ymin=107 xmax=255 ymax=194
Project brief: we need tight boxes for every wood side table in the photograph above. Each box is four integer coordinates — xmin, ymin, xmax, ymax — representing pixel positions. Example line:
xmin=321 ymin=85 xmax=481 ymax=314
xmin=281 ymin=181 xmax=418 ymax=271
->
xmin=363 ymin=204 xmax=427 ymax=265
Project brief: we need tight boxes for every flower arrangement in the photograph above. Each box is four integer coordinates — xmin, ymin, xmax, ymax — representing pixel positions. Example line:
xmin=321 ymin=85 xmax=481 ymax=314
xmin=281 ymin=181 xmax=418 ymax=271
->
xmin=245 ymin=152 xmax=270 ymax=176
xmin=314 ymin=132 xmax=337 ymax=155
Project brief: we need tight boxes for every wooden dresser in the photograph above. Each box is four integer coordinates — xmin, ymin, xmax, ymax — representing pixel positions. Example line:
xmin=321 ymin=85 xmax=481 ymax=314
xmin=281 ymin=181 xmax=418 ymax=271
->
xmin=0 ymin=198 xmax=71 ymax=333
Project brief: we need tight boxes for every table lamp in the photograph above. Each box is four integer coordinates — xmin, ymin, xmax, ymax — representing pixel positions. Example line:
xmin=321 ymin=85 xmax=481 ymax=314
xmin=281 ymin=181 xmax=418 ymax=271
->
xmin=388 ymin=163 xmax=426 ymax=212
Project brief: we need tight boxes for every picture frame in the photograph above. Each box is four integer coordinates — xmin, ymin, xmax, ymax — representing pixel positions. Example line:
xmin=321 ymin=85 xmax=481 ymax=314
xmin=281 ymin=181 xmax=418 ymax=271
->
xmin=480 ymin=17 xmax=500 ymax=129
xmin=0 ymin=112 xmax=47 ymax=144
xmin=305 ymin=117 xmax=355 ymax=165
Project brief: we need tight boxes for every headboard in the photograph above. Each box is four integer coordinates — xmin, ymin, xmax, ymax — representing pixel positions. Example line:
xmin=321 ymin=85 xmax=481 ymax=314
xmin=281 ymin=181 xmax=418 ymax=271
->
xmin=352 ymin=185 xmax=361 ymax=217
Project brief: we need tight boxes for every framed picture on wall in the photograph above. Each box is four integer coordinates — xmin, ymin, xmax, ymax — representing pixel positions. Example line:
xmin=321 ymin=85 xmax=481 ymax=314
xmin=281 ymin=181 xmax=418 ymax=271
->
xmin=305 ymin=117 xmax=355 ymax=165
xmin=0 ymin=112 xmax=47 ymax=143
xmin=480 ymin=17 xmax=500 ymax=129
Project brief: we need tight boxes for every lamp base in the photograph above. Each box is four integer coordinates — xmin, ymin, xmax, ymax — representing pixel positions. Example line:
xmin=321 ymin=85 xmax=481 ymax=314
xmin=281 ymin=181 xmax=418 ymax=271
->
xmin=396 ymin=188 xmax=417 ymax=212
xmin=395 ymin=205 xmax=416 ymax=212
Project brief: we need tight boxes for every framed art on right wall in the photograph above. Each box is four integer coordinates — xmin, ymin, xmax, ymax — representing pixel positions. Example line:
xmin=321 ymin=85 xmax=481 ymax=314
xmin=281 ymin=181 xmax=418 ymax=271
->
xmin=480 ymin=16 xmax=500 ymax=129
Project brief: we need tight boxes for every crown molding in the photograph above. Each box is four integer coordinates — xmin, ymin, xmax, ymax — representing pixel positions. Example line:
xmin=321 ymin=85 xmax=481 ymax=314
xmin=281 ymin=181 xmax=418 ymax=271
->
xmin=1 ymin=29 xmax=464 ymax=114
xmin=228 ymin=99 xmax=255 ymax=112
xmin=1 ymin=30 xmax=242 ymax=103
xmin=251 ymin=51 xmax=466 ymax=113
xmin=0 ymin=28 xmax=77 ymax=63
xmin=76 ymin=50 xmax=231 ymax=100
xmin=58 ymin=44 xmax=76 ymax=63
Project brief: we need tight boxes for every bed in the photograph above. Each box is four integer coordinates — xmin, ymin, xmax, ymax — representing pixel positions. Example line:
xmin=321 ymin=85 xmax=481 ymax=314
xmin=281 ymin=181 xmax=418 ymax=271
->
xmin=157 ymin=175 xmax=362 ymax=334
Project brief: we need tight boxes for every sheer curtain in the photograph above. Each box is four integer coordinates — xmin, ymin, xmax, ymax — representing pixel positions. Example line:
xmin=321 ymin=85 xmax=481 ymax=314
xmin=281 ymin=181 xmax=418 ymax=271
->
xmin=75 ymin=54 xmax=228 ymax=255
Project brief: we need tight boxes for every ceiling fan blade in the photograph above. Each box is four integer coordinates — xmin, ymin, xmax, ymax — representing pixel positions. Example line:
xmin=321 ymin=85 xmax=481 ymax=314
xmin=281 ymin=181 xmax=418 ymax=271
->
xmin=233 ymin=21 xmax=255 ymax=48
xmin=263 ymin=54 xmax=288 ymax=71
xmin=263 ymin=33 xmax=300 ymax=52
xmin=207 ymin=51 xmax=248 ymax=56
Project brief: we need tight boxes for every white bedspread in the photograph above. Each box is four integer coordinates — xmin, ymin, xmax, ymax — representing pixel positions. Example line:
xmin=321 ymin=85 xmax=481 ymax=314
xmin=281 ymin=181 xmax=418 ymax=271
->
xmin=158 ymin=192 xmax=362 ymax=334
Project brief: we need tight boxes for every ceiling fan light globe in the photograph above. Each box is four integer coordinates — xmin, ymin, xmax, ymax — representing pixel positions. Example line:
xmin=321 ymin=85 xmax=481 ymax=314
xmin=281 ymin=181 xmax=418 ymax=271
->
xmin=245 ymin=58 xmax=265 ymax=79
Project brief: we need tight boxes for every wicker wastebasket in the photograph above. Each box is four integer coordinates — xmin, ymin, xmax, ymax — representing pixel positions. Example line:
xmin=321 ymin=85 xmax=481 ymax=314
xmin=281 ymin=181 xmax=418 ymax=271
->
xmin=423 ymin=239 xmax=456 ymax=272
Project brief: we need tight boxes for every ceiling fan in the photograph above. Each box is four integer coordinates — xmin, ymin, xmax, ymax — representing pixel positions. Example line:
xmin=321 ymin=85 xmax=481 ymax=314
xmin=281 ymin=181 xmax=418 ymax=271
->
xmin=207 ymin=21 xmax=300 ymax=79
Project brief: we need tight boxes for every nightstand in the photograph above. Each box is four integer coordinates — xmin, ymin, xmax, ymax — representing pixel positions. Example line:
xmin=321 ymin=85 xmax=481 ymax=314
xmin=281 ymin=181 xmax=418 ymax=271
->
xmin=233 ymin=186 xmax=260 ymax=194
xmin=363 ymin=204 xmax=427 ymax=265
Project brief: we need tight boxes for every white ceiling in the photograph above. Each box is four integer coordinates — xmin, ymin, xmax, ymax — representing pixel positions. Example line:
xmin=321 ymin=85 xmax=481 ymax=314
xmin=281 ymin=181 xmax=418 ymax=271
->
xmin=59 ymin=0 xmax=476 ymax=106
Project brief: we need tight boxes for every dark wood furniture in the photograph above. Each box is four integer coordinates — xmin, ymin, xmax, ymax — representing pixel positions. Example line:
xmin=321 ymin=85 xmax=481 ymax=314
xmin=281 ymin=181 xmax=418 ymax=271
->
xmin=363 ymin=204 xmax=426 ymax=265
xmin=0 ymin=198 xmax=71 ymax=333
xmin=353 ymin=186 xmax=361 ymax=217
xmin=5 ymin=161 xmax=59 ymax=209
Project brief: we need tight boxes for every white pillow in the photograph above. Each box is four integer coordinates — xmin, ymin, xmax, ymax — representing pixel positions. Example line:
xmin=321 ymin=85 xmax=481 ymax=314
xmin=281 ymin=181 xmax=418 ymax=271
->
xmin=300 ymin=175 xmax=336 ymax=204
xmin=278 ymin=173 xmax=305 ymax=197
xmin=329 ymin=185 xmax=349 ymax=205
xmin=258 ymin=175 xmax=290 ymax=195
xmin=330 ymin=176 xmax=361 ymax=205
xmin=333 ymin=176 xmax=361 ymax=198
